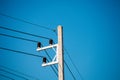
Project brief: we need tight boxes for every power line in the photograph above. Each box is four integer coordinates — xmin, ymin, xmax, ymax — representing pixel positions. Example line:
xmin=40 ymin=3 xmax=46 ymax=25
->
xmin=0 ymin=46 xmax=57 ymax=79
xmin=43 ymin=47 xmax=58 ymax=71
xmin=0 ymin=74 xmax=15 ymax=80
xmin=0 ymin=33 xmax=58 ymax=77
xmin=64 ymin=61 xmax=76 ymax=80
xmin=46 ymin=59 xmax=58 ymax=77
xmin=0 ymin=13 xmax=78 ymax=80
xmin=41 ymin=44 xmax=58 ymax=77
xmin=57 ymin=58 xmax=76 ymax=80
xmin=55 ymin=34 xmax=82 ymax=80
xmin=0 ymin=26 xmax=51 ymax=40
xmin=0 ymin=33 xmax=38 ymax=43
xmin=45 ymin=51 xmax=58 ymax=77
xmin=0 ymin=13 xmax=56 ymax=32
xmin=0 ymin=33 xmax=57 ymax=78
xmin=51 ymin=42 xmax=76 ymax=80
xmin=0 ymin=47 xmax=44 ymax=58
xmin=0 ymin=65 xmax=40 ymax=80
xmin=0 ymin=13 xmax=80 ymax=79
xmin=64 ymin=48 xmax=83 ymax=80
xmin=0 ymin=68 xmax=28 ymax=80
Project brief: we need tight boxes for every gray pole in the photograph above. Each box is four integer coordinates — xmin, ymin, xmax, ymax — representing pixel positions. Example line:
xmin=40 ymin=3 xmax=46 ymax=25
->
xmin=58 ymin=25 xmax=64 ymax=80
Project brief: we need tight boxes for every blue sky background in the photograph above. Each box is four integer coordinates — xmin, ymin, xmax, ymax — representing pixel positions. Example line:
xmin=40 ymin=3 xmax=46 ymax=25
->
xmin=0 ymin=0 xmax=120 ymax=80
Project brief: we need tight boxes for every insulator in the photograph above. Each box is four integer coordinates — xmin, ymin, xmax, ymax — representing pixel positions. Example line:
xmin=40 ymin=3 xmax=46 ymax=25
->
xmin=43 ymin=57 xmax=46 ymax=63
xmin=49 ymin=39 xmax=53 ymax=45
xmin=37 ymin=42 xmax=41 ymax=48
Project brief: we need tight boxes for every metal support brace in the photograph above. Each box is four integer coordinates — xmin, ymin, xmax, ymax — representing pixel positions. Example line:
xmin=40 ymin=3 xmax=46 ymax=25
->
xmin=36 ymin=25 xmax=64 ymax=80
xmin=36 ymin=44 xmax=58 ymax=67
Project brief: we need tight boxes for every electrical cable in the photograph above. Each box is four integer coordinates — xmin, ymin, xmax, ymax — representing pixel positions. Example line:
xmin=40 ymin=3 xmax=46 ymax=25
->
xmin=45 ymin=51 xmax=58 ymax=77
xmin=41 ymin=44 xmax=58 ymax=70
xmin=0 ymin=26 xmax=57 ymax=79
xmin=0 ymin=26 xmax=51 ymax=40
xmin=0 ymin=33 xmax=39 ymax=43
xmin=52 ymin=41 xmax=77 ymax=80
xmin=46 ymin=59 xmax=58 ymax=77
xmin=64 ymin=61 xmax=76 ymax=80
xmin=0 ymin=68 xmax=28 ymax=80
xmin=43 ymin=49 xmax=58 ymax=71
xmin=41 ymin=45 xmax=58 ymax=77
xmin=0 ymin=13 xmax=56 ymax=32
xmin=54 ymin=28 xmax=82 ymax=80
xmin=64 ymin=48 xmax=82 ymax=80
xmin=0 ymin=65 xmax=40 ymax=80
xmin=0 ymin=13 xmax=79 ymax=79
xmin=0 ymin=74 xmax=15 ymax=80
xmin=0 ymin=47 xmax=44 ymax=58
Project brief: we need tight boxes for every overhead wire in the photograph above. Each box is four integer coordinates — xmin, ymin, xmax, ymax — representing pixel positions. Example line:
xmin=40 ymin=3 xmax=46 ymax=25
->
xmin=0 ymin=13 xmax=56 ymax=32
xmin=64 ymin=48 xmax=82 ymax=80
xmin=0 ymin=26 xmax=51 ymax=40
xmin=0 ymin=47 xmax=58 ymax=79
xmin=42 ymin=45 xmax=58 ymax=71
xmin=0 ymin=47 xmax=44 ymax=58
xmin=0 ymin=13 xmax=59 ymax=79
xmin=46 ymin=52 xmax=58 ymax=76
xmin=46 ymin=59 xmax=58 ymax=77
xmin=0 ymin=68 xmax=28 ymax=80
xmin=0 ymin=12 xmax=80 ymax=80
xmin=0 ymin=26 xmax=58 ymax=79
xmin=0 ymin=73 xmax=15 ymax=80
xmin=56 ymin=56 xmax=76 ymax=80
xmin=54 ymin=27 xmax=82 ymax=80
xmin=0 ymin=35 xmax=58 ymax=78
xmin=0 ymin=33 xmax=38 ymax=43
xmin=52 ymin=41 xmax=77 ymax=80
xmin=64 ymin=60 xmax=76 ymax=80
xmin=40 ymin=44 xmax=58 ymax=77
xmin=51 ymin=48 xmax=77 ymax=80
xmin=0 ymin=65 xmax=40 ymax=80
xmin=63 ymin=46 xmax=82 ymax=80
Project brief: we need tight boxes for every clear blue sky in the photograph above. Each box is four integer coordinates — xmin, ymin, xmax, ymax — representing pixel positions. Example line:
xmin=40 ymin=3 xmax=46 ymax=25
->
xmin=0 ymin=0 xmax=120 ymax=80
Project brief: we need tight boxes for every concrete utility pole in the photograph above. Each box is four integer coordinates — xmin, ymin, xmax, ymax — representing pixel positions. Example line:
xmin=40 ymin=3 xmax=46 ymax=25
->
xmin=58 ymin=26 xmax=64 ymax=80
xmin=37 ymin=25 xmax=64 ymax=80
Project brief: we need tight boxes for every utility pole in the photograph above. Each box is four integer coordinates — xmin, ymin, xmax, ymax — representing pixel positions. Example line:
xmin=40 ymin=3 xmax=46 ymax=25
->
xmin=37 ymin=25 xmax=64 ymax=80
xmin=58 ymin=26 xmax=64 ymax=80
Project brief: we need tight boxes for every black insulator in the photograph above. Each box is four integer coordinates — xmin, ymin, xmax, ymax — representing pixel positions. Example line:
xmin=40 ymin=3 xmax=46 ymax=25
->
xmin=49 ymin=39 xmax=53 ymax=45
xmin=43 ymin=57 xmax=47 ymax=63
xmin=37 ymin=42 xmax=41 ymax=48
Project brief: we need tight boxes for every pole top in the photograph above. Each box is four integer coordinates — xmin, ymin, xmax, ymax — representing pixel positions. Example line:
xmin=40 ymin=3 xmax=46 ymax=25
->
xmin=58 ymin=25 xmax=63 ymax=29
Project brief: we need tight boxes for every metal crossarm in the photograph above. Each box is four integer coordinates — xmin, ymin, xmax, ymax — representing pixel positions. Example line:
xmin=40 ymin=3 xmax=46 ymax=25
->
xmin=37 ymin=44 xmax=58 ymax=51
xmin=36 ymin=25 xmax=64 ymax=80
xmin=42 ymin=61 xmax=58 ymax=66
